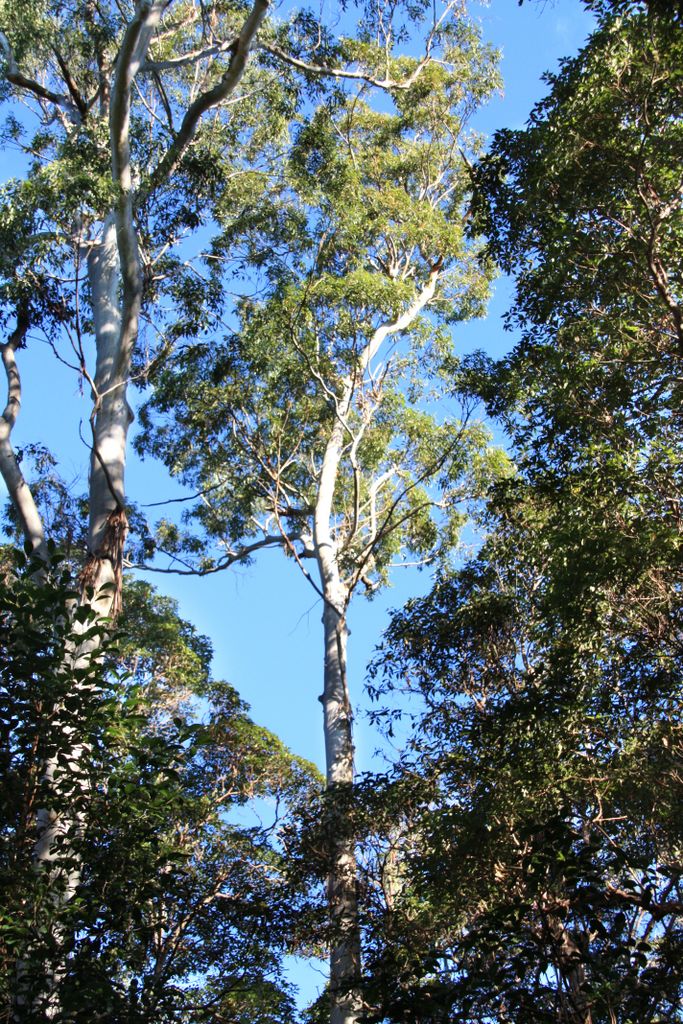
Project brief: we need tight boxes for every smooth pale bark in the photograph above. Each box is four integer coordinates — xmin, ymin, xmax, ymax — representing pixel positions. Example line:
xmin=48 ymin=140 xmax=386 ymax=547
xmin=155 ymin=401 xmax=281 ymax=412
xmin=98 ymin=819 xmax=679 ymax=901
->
xmin=3 ymin=3 xmax=277 ymax=1012
xmin=85 ymin=0 xmax=271 ymax=612
xmin=87 ymin=215 xmax=125 ymax=522
xmin=320 ymin=596 xmax=361 ymax=1024
xmin=84 ymin=214 xmax=131 ymax=615
xmin=5 ymin=9 xmax=162 ymax=1014
xmin=0 ymin=313 xmax=47 ymax=558
xmin=313 ymin=267 xmax=442 ymax=1024
xmin=314 ymin=410 xmax=361 ymax=1024
xmin=4 ymin=6 xmax=446 ymax=1018
xmin=80 ymin=3 xmax=169 ymax=614
xmin=7 ymin=216 xmax=128 ymax=1008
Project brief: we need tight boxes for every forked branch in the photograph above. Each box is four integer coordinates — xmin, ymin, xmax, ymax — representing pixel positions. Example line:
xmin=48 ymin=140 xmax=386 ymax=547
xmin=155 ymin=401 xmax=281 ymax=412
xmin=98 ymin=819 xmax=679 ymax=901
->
xmin=144 ymin=0 xmax=270 ymax=195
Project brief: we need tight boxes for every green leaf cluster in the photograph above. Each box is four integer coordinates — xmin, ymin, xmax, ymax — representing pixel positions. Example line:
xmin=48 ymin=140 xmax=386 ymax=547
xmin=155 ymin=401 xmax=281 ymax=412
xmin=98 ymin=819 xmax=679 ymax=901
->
xmin=0 ymin=552 xmax=321 ymax=1022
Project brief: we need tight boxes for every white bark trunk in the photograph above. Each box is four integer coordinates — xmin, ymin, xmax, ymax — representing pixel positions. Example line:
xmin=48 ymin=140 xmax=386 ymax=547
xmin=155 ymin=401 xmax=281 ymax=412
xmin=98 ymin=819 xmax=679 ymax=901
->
xmin=87 ymin=216 xmax=129 ymax=552
xmin=6 ymin=1 xmax=280 ymax=1011
xmin=314 ymin=414 xmax=361 ymax=1024
xmin=12 ymin=5 xmax=163 ymax=1002
xmin=84 ymin=216 xmax=131 ymax=617
xmin=311 ymin=270 xmax=443 ymax=1024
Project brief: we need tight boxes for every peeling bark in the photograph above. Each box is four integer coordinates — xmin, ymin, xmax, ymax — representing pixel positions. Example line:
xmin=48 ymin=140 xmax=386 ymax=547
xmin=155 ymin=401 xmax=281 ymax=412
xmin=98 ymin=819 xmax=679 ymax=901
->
xmin=80 ymin=505 xmax=129 ymax=617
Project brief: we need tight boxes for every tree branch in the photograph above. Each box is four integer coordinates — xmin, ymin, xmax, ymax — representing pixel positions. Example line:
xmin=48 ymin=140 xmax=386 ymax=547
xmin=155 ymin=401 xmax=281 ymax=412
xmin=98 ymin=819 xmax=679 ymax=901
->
xmin=0 ymin=310 xmax=47 ymax=556
xmin=110 ymin=1 xmax=167 ymax=377
xmin=0 ymin=32 xmax=81 ymax=122
xmin=143 ymin=36 xmax=239 ymax=72
xmin=260 ymin=0 xmax=455 ymax=93
xmin=260 ymin=42 xmax=431 ymax=92
xmin=52 ymin=48 xmax=88 ymax=118
xmin=347 ymin=419 xmax=470 ymax=593
xmin=143 ymin=0 xmax=270 ymax=197
xmin=359 ymin=261 xmax=442 ymax=373
xmin=130 ymin=533 xmax=286 ymax=575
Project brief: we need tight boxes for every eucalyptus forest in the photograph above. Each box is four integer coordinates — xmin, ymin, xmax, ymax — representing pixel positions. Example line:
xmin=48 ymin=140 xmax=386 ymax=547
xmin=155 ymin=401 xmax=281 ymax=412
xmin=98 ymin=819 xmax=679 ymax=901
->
xmin=0 ymin=0 xmax=681 ymax=1021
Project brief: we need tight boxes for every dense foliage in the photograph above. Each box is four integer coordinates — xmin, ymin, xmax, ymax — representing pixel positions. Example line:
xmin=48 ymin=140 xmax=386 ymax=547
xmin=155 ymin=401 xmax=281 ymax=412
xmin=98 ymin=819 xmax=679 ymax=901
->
xmin=0 ymin=550 xmax=319 ymax=1021
xmin=1 ymin=0 xmax=682 ymax=1022
xmin=135 ymin=15 xmax=502 ymax=583
xmin=359 ymin=5 xmax=683 ymax=1023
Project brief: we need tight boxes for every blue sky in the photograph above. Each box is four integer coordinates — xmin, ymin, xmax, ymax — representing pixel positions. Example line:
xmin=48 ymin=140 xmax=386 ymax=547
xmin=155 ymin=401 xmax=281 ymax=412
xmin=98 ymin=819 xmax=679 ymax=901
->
xmin=0 ymin=0 xmax=596 ymax=1005
xmin=0 ymin=0 xmax=596 ymax=769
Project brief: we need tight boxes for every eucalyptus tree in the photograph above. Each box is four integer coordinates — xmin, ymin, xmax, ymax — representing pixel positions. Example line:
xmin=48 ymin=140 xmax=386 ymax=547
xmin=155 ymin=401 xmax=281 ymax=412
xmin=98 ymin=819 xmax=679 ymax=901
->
xmin=137 ymin=19 xmax=503 ymax=1021
xmin=0 ymin=0 xmax=488 ymax=602
xmin=0 ymin=0 xmax=478 ymax=1008
xmin=0 ymin=0 xmax=330 ymax=602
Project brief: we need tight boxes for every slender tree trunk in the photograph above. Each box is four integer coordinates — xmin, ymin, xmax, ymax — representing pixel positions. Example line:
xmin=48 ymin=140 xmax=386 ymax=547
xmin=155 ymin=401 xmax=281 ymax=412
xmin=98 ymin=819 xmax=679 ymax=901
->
xmin=546 ymin=912 xmax=593 ymax=1024
xmin=0 ymin=310 xmax=47 ymax=559
xmin=315 ymin=412 xmax=361 ymax=1024
xmin=310 ymin=270 xmax=443 ymax=1024
xmin=320 ymin=583 xmax=361 ymax=1024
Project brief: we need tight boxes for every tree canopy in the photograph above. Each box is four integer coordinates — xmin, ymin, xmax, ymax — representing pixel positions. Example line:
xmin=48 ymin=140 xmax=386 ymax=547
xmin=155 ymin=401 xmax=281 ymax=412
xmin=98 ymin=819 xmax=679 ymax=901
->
xmin=0 ymin=548 xmax=320 ymax=1021
xmin=0 ymin=1 xmax=682 ymax=1022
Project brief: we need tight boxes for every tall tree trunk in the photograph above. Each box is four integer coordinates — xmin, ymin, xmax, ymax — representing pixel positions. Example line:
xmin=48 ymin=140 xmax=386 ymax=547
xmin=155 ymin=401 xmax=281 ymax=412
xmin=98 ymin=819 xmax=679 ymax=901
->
xmin=315 ymin=414 xmax=361 ymax=1024
xmin=6 ymin=4 xmax=161 ymax=1003
xmin=4 ymin=1 xmax=275 ymax=1010
xmin=311 ymin=270 xmax=443 ymax=1024
xmin=82 ymin=214 xmax=131 ymax=617
xmin=320 ymin=581 xmax=361 ymax=1024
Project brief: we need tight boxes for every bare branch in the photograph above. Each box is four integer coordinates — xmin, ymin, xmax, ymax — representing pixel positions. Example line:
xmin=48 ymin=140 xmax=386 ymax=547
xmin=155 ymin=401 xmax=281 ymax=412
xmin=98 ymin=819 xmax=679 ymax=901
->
xmin=347 ymin=419 xmax=472 ymax=593
xmin=141 ymin=479 xmax=229 ymax=507
xmin=110 ymin=1 xmax=168 ymax=384
xmin=151 ymin=68 xmax=175 ymax=132
xmin=260 ymin=0 xmax=455 ymax=94
xmin=143 ymin=36 xmax=239 ymax=71
xmin=130 ymin=533 xmax=286 ymax=575
xmin=360 ymin=261 xmax=442 ymax=373
xmin=260 ymin=41 xmax=431 ymax=92
xmin=52 ymin=48 xmax=88 ymax=118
